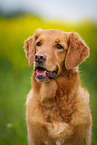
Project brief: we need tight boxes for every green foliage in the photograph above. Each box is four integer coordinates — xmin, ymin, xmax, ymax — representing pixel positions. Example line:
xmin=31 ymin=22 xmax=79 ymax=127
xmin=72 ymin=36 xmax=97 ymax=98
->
xmin=0 ymin=14 xmax=97 ymax=145
xmin=77 ymin=138 xmax=88 ymax=145
xmin=83 ymin=138 xmax=87 ymax=145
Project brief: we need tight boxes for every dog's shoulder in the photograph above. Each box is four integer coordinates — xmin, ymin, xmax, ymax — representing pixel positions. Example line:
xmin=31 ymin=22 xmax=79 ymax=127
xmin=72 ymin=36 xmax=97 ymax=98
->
xmin=76 ymin=86 xmax=90 ymax=104
xmin=70 ymin=86 xmax=91 ymax=126
xmin=26 ymin=89 xmax=33 ymax=105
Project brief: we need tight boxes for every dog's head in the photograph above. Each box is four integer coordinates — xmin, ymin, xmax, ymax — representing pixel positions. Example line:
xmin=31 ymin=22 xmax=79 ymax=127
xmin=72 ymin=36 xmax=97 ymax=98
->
xmin=24 ymin=29 xmax=89 ymax=82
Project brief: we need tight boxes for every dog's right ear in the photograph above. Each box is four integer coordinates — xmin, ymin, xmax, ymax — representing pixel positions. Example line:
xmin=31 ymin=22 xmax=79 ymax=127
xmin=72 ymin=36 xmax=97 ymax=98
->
xmin=24 ymin=36 xmax=35 ymax=66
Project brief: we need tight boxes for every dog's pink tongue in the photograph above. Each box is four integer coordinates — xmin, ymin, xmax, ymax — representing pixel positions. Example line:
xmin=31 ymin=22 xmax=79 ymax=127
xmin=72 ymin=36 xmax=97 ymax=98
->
xmin=36 ymin=69 xmax=46 ymax=76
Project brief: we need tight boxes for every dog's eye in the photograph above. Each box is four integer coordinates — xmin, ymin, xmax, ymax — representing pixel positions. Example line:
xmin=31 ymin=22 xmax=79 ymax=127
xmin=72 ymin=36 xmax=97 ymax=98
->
xmin=56 ymin=44 xmax=63 ymax=49
xmin=36 ymin=42 xmax=41 ymax=46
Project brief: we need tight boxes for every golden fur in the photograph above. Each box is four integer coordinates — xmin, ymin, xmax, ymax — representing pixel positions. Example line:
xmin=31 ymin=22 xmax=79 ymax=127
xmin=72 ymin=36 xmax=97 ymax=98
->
xmin=24 ymin=29 xmax=92 ymax=145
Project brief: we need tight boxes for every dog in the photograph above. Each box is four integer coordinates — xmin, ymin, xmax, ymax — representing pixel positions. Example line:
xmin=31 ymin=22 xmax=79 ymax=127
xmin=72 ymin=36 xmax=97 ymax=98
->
xmin=24 ymin=29 xmax=92 ymax=145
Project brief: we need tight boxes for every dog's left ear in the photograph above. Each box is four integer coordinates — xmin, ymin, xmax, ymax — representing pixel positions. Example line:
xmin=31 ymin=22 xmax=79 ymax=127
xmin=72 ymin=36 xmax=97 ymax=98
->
xmin=65 ymin=32 xmax=90 ymax=70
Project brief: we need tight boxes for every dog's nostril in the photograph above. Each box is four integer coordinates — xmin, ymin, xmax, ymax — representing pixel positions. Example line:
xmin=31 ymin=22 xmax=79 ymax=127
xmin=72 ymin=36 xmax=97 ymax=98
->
xmin=40 ymin=56 xmax=43 ymax=60
xmin=35 ymin=55 xmax=38 ymax=59
xmin=40 ymin=56 xmax=46 ymax=61
xmin=35 ymin=55 xmax=38 ymax=62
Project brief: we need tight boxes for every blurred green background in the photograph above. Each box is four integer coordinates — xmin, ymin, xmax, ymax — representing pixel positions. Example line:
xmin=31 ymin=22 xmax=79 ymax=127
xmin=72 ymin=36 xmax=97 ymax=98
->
xmin=0 ymin=1 xmax=97 ymax=144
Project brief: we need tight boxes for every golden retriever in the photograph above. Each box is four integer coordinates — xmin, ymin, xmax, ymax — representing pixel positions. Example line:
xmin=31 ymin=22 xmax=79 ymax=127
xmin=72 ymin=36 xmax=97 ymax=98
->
xmin=24 ymin=29 xmax=92 ymax=145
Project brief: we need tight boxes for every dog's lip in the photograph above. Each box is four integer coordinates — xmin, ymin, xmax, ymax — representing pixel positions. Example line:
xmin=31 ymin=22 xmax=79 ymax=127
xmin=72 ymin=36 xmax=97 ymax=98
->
xmin=35 ymin=66 xmax=58 ymax=81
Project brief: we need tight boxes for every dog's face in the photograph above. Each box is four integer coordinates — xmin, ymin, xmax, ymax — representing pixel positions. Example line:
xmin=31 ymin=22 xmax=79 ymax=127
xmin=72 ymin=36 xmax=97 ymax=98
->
xmin=24 ymin=29 xmax=89 ymax=82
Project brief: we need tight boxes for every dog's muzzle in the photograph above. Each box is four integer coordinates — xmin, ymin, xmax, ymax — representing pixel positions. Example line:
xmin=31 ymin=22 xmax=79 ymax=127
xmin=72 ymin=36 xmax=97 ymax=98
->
xmin=34 ymin=53 xmax=58 ymax=81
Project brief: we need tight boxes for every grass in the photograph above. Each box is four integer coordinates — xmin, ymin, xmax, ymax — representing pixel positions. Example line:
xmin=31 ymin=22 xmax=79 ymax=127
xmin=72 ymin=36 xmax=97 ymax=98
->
xmin=0 ymin=14 xmax=97 ymax=145
xmin=0 ymin=63 xmax=30 ymax=145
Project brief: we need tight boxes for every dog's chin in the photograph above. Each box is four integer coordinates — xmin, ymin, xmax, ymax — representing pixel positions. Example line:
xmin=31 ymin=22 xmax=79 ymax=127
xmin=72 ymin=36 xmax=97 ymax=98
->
xmin=35 ymin=66 xmax=58 ymax=82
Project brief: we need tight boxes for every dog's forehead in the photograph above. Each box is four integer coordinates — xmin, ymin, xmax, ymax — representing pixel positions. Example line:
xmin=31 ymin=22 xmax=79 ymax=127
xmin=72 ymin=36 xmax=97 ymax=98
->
xmin=38 ymin=29 xmax=68 ymax=41
xmin=43 ymin=29 xmax=64 ymax=34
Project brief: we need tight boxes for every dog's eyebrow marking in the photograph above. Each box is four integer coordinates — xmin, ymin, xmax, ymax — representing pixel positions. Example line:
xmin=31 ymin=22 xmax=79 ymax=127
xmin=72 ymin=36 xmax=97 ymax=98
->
xmin=55 ymin=39 xmax=60 ymax=43
xmin=35 ymin=35 xmax=39 ymax=40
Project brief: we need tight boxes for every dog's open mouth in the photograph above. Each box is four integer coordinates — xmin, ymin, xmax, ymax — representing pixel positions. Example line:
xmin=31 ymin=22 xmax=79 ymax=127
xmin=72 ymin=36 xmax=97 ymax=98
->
xmin=35 ymin=66 xmax=58 ymax=81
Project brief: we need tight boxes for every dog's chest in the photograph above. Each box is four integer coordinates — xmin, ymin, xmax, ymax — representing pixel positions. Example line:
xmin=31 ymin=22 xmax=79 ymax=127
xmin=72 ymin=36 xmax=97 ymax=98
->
xmin=41 ymin=95 xmax=75 ymax=123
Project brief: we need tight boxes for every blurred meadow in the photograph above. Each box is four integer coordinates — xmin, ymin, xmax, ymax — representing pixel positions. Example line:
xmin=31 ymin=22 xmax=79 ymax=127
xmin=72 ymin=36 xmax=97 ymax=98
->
xmin=0 ymin=13 xmax=97 ymax=145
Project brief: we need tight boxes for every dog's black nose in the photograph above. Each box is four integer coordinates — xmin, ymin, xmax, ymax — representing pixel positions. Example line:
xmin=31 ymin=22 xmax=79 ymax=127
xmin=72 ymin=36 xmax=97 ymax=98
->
xmin=34 ymin=53 xmax=47 ymax=63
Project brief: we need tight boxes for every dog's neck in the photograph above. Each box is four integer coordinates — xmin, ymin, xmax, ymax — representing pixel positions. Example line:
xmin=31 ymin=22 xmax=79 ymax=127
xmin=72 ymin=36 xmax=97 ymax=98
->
xmin=31 ymin=69 xmax=80 ymax=107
